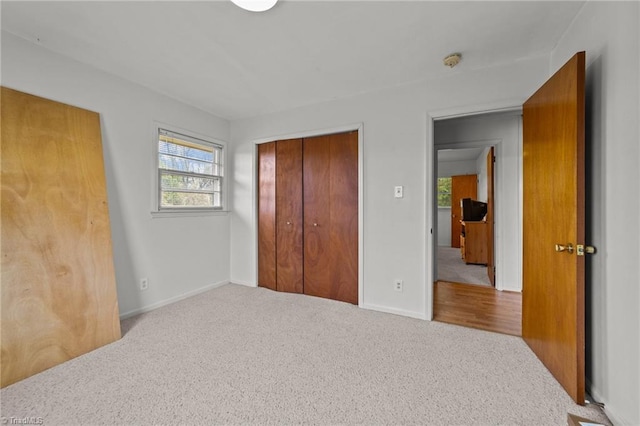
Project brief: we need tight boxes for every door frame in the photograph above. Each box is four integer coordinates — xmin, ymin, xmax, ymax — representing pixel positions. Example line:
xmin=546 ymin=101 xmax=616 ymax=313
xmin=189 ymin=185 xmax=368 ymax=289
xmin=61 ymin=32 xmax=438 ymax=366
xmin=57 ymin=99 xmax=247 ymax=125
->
xmin=425 ymin=102 xmax=521 ymax=320
xmin=252 ymin=123 xmax=364 ymax=306
xmin=434 ymin=144 xmax=499 ymax=279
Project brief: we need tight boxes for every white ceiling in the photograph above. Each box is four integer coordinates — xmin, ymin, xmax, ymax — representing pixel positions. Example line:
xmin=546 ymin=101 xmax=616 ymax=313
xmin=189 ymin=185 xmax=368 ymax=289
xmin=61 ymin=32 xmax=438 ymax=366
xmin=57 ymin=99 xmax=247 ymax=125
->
xmin=438 ymin=147 xmax=486 ymax=163
xmin=1 ymin=1 xmax=585 ymax=120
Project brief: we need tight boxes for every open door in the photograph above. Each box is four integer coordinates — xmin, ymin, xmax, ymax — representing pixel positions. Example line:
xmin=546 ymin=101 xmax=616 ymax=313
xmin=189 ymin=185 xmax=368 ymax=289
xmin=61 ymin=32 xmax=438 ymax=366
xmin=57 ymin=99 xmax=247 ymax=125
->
xmin=486 ymin=147 xmax=495 ymax=286
xmin=522 ymin=52 xmax=586 ymax=404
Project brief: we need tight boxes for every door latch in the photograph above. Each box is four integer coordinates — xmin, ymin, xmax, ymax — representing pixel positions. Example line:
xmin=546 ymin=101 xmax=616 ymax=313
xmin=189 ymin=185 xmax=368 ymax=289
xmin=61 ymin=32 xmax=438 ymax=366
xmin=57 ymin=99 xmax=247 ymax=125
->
xmin=576 ymin=244 xmax=596 ymax=256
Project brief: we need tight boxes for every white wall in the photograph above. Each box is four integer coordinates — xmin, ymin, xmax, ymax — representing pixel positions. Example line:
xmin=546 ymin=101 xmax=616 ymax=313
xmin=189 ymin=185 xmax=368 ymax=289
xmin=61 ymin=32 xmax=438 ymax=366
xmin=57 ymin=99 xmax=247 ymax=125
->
xmin=434 ymin=113 xmax=522 ymax=291
xmin=1 ymin=32 xmax=232 ymax=318
xmin=229 ymin=56 xmax=548 ymax=318
xmin=550 ymin=3 xmax=640 ymax=424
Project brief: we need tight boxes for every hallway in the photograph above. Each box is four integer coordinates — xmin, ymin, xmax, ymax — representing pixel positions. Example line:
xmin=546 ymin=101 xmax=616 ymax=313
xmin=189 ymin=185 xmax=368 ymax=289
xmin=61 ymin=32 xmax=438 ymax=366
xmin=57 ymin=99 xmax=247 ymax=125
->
xmin=433 ymin=281 xmax=521 ymax=336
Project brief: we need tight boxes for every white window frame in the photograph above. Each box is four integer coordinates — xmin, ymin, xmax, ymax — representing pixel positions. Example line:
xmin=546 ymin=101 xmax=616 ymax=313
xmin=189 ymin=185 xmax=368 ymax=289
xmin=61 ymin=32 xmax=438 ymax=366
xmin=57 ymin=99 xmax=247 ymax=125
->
xmin=151 ymin=122 xmax=228 ymax=217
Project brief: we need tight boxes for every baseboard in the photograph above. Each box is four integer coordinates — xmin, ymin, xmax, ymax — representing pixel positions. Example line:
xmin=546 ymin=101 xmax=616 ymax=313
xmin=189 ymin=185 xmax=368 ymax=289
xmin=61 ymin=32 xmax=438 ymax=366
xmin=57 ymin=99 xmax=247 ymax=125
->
xmin=587 ymin=380 xmax=631 ymax=426
xmin=119 ymin=280 xmax=230 ymax=320
xmin=229 ymin=280 xmax=256 ymax=287
xmin=360 ymin=303 xmax=427 ymax=320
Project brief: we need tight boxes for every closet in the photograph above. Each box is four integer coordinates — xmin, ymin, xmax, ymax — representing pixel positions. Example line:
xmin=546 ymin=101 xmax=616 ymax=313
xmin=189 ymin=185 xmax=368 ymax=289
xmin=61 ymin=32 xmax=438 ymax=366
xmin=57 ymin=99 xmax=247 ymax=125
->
xmin=257 ymin=131 xmax=358 ymax=304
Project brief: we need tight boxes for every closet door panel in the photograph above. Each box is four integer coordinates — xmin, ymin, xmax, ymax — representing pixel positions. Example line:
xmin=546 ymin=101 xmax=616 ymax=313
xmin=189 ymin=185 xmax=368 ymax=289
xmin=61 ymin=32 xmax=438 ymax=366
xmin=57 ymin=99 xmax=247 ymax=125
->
xmin=329 ymin=132 xmax=358 ymax=304
xmin=276 ymin=139 xmax=304 ymax=293
xmin=303 ymin=132 xmax=358 ymax=304
xmin=257 ymin=142 xmax=277 ymax=290
xmin=303 ymin=136 xmax=332 ymax=294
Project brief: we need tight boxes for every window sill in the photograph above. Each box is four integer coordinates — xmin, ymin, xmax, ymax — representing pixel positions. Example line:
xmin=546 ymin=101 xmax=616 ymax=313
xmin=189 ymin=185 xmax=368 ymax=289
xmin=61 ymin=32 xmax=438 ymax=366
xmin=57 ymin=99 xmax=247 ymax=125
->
xmin=151 ymin=210 xmax=229 ymax=219
xmin=438 ymin=206 xmax=452 ymax=209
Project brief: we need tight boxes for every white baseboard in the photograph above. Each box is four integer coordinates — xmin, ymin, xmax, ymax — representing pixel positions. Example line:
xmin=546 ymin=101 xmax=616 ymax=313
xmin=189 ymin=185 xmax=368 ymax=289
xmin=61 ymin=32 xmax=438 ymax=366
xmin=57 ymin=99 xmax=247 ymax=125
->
xmin=119 ymin=280 xmax=230 ymax=320
xmin=587 ymin=381 xmax=631 ymax=426
xmin=360 ymin=303 xmax=427 ymax=320
xmin=229 ymin=280 xmax=256 ymax=287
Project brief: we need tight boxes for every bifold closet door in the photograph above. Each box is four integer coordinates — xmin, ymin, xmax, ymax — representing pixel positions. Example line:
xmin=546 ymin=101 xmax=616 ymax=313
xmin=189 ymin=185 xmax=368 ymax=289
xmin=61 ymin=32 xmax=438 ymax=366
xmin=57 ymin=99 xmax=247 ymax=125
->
xmin=275 ymin=139 xmax=303 ymax=293
xmin=303 ymin=132 xmax=358 ymax=304
xmin=257 ymin=142 xmax=277 ymax=290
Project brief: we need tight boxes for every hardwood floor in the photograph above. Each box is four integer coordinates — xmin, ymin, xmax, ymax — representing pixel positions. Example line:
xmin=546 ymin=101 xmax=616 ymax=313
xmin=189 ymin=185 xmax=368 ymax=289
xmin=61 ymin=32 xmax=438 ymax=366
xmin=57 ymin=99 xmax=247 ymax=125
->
xmin=433 ymin=281 xmax=522 ymax=336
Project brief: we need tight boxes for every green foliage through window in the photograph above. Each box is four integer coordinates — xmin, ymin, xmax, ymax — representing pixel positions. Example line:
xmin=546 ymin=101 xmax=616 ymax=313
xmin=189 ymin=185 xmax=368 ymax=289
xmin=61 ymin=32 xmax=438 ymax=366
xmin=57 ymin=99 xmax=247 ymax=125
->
xmin=158 ymin=129 xmax=223 ymax=210
xmin=437 ymin=177 xmax=452 ymax=207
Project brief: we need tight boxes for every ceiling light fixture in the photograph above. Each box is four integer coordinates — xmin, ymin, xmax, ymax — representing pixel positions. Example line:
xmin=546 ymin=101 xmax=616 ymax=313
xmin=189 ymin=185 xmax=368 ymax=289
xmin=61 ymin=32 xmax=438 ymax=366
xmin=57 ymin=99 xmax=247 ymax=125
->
xmin=443 ymin=53 xmax=462 ymax=68
xmin=230 ymin=0 xmax=278 ymax=12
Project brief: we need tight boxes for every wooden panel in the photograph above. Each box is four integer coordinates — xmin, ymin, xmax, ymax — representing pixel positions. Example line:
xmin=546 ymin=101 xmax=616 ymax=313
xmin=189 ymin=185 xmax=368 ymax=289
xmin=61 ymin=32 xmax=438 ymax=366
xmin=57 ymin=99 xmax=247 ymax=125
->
xmin=462 ymin=221 xmax=488 ymax=265
xmin=303 ymin=132 xmax=358 ymax=304
xmin=276 ymin=139 xmax=303 ymax=293
xmin=522 ymin=52 xmax=585 ymax=404
xmin=257 ymin=142 xmax=277 ymax=291
xmin=1 ymin=87 xmax=121 ymax=387
xmin=450 ymin=175 xmax=477 ymax=248
xmin=433 ymin=281 xmax=521 ymax=336
xmin=486 ymin=147 xmax=495 ymax=285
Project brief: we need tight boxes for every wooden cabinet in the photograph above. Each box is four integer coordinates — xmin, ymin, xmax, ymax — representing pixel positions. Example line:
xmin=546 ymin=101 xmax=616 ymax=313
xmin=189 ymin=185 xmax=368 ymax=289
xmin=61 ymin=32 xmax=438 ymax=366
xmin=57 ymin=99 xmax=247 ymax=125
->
xmin=460 ymin=221 xmax=489 ymax=265
xmin=257 ymin=132 xmax=358 ymax=304
xmin=450 ymin=175 xmax=477 ymax=248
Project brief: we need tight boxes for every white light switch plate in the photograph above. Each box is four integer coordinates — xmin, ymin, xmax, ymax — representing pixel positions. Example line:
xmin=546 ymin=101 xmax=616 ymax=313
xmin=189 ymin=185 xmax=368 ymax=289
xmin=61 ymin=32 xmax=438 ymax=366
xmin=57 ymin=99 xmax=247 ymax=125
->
xmin=394 ymin=186 xmax=403 ymax=198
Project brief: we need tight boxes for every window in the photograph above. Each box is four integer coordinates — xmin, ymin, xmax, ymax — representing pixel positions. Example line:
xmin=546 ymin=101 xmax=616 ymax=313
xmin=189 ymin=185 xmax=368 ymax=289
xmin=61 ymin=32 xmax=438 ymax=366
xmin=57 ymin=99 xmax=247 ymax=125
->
xmin=157 ymin=128 xmax=223 ymax=211
xmin=437 ymin=177 xmax=452 ymax=207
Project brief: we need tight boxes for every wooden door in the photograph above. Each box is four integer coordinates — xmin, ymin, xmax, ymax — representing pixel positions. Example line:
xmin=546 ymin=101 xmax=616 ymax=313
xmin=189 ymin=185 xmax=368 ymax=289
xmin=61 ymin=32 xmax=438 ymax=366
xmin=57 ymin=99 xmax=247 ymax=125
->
xmin=522 ymin=52 xmax=585 ymax=404
xmin=1 ymin=87 xmax=121 ymax=387
xmin=486 ymin=147 xmax=495 ymax=285
xmin=303 ymin=132 xmax=358 ymax=304
xmin=257 ymin=142 xmax=277 ymax=290
xmin=276 ymin=139 xmax=303 ymax=293
xmin=450 ymin=175 xmax=477 ymax=248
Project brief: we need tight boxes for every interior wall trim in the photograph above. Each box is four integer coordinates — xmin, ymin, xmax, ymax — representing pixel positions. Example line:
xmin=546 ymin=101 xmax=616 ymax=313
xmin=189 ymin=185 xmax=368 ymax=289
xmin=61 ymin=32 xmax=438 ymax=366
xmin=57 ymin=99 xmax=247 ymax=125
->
xmin=426 ymin=101 xmax=522 ymax=321
xmin=119 ymin=280 xmax=230 ymax=320
xmin=360 ymin=303 xmax=428 ymax=321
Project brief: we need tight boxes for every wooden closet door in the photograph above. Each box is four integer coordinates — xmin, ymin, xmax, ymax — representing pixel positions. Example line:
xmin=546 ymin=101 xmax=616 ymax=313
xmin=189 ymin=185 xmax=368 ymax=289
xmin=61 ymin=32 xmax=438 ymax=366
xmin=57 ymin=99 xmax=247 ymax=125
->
xmin=276 ymin=139 xmax=303 ymax=293
xmin=1 ymin=87 xmax=120 ymax=387
xmin=303 ymin=132 xmax=358 ymax=304
xmin=257 ymin=142 xmax=277 ymax=290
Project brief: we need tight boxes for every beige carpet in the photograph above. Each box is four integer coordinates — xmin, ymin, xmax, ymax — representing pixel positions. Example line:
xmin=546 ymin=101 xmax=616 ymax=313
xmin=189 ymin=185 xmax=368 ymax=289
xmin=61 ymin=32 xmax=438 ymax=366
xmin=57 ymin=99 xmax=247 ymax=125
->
xmin=1 ymin=284 xmax=609 ymax=425
xmin=437 ymin=246 xmax=491 ymax=286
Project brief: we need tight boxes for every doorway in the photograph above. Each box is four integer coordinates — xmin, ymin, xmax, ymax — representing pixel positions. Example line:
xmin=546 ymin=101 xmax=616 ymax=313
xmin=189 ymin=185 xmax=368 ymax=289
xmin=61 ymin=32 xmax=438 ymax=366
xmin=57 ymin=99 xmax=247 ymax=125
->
xmin=431 ymin=111 xmax=522 ymax=335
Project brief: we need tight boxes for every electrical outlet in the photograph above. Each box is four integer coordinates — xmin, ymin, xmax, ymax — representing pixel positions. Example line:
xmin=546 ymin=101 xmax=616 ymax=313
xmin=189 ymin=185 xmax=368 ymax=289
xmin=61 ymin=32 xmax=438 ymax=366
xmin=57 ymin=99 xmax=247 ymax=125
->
xmin=394 ymin=186 xmax=404 ymax=198
xmin=140 ymin=278 xmax=149 ymax=291
xmin=394 ymin=279 xmax=403 ymax=292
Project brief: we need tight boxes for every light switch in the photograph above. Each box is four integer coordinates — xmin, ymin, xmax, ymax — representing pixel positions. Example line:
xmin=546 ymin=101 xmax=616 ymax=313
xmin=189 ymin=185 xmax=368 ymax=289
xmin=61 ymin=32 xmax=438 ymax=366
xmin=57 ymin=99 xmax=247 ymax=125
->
xmin=394 ymin=186 xmax=403 ymax=198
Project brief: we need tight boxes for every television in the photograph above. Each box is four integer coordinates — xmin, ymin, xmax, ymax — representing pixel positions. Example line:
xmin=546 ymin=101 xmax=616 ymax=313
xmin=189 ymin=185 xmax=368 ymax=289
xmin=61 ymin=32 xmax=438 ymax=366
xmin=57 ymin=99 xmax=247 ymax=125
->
xmin=461 ymin=198 xmax=487 ymax=221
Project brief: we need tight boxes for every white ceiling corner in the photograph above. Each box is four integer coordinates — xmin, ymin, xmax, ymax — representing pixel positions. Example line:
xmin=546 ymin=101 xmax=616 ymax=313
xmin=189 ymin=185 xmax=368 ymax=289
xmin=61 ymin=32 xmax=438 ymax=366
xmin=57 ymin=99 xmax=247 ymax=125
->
xmin=1 ymin=1 xmax=585 ymax=120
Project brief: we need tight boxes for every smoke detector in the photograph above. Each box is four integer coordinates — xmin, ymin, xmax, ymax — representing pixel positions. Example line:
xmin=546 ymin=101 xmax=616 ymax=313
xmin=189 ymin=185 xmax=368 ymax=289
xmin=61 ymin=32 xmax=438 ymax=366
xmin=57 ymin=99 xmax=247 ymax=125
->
xmin=443 ymin=53 xmax=462 ymax=68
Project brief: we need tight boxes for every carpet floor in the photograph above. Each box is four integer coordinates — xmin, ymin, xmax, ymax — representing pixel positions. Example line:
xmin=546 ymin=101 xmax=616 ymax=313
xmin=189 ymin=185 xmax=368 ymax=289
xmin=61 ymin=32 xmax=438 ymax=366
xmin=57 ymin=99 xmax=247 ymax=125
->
xmin=437 ymin=246 xmax=491 ymax=286
xmin=1 ymin=284 xmax=609 ymax=425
